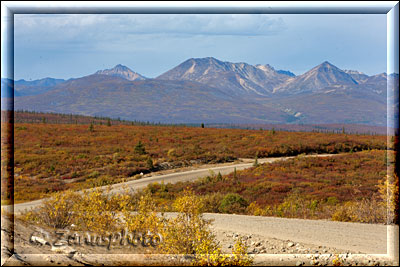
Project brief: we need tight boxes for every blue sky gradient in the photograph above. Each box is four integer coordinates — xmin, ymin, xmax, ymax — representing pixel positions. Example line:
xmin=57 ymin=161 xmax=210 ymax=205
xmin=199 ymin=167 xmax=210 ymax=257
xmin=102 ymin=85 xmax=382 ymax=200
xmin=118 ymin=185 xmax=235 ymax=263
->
xmin=14 ymin=14 xmax=386 ymax=80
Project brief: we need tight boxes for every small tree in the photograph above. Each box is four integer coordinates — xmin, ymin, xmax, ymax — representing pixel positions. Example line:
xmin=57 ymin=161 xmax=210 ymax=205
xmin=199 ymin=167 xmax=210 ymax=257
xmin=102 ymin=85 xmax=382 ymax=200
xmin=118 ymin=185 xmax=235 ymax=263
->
xmin=134 ymin=141 xmax=146 ymax=155
xmin=216 ymin=172 xmax=222 ymax=181
xmin=201 ymin=123 xmax=205 ymax=128
xmin=107 ymin=119 xmax=111 ymax=127
xmin=146 ymin=157 xmax=154 ymax=170
xmin=253 ymin=155 xmax=259 ymax=167
xmin=89 ymin=122 xmax=94 ymax=132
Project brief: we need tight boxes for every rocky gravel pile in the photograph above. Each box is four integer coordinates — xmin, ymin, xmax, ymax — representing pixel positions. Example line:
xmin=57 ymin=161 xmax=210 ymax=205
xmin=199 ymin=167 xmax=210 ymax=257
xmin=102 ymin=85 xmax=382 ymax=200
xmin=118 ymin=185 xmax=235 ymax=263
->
xmin=214 ymin=229 xmax=395 ymax=266
xmin=215 ymin=230 xmax=351 ymax=255
xmin=2 ymin=215 xmax=396 ymax=266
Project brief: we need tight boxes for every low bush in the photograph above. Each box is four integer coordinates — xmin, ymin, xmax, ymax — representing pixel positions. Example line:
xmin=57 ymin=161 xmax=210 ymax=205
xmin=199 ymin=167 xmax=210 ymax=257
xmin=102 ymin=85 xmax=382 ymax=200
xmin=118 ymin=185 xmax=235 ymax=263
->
xmin=331 ymin=198 xmax=386 ymax=223
xmin=23 ymin=188 xmax=121 ymax=233
xmin=200 ymin=193 xmax=225 ymax=213
xmin=21 ymin=188 xmax=253 ymax=266
xmin=29 ymin=190 xmax=79 ymax=229
xmin=123 ymin=191 xmax=163 ymax=234
xmin=219 ymin=193 xmax=249 ymax=214
xmin=74 ymin=188 xmax=120 ymax=234
xmin=160 ymin=188 xmax=214 ymax=255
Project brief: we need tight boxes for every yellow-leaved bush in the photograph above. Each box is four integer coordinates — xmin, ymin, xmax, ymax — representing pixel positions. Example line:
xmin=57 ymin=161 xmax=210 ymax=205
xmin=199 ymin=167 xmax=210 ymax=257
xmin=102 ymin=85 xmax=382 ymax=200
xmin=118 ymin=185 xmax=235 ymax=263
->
xmin=23 ymin=187 xmax=120 ymax=234
xmin=159 ymin=188 xmax=216 ymax=255
xmin=331 ymin=173 xmax=398 ymax=224
xmin=21 ymin=186 xmax=253 ymax=266
xmin=159 ymin=188 xmax=253 ymax=266
xmin=377 ymin=173 xmax=399 ymax=224
xmin=30 ymin=189 xmax=79 ymax=229
xmin=194 ymin=236 xmax=253 ymax=266
xmin=122 ymin=190 xmax=164 ymax=234
xmin=330 ymin=198 xmax=386 ymax=223
xmin=74 ymin=187 xmax=120 ymax=234
xmin=230 ymin=237 xmax=254 ymax=266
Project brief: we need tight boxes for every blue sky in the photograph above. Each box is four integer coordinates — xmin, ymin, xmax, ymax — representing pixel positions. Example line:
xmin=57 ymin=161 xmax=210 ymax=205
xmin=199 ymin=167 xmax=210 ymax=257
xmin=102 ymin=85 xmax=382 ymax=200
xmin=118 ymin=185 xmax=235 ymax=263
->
xmin=13 ymin=14 xmax=387 ymax=80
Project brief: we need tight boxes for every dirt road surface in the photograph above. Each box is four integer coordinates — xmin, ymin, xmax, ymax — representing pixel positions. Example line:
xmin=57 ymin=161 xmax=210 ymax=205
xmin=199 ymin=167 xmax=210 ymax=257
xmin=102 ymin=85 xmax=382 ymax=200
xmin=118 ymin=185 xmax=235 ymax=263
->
xmin=11 ymin=154 xmax=335 ymax=214
xmin=6 ymin=153 xmax=394 ymax=265
xmin=205 ymin=213 xmax=387 ymax=254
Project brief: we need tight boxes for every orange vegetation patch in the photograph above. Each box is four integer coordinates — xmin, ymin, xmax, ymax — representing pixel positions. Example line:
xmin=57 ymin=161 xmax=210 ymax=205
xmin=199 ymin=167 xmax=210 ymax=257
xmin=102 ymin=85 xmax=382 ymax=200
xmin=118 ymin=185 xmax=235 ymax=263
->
xmin=13 ymin=122 xmax=387 ymax=202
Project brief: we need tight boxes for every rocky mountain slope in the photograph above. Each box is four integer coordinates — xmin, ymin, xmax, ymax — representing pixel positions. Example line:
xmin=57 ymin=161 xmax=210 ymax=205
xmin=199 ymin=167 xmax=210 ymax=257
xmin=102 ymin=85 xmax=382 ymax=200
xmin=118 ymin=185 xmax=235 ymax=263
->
xmin=344 ymin=70 xmax=369 ymax=83
xmin=273 ymin=61 xmax=358 ymax=94
xmin=95 ymin=64 xmax=147 ymax=81
xmin=157 ymin=57 xmax=289 ymax=96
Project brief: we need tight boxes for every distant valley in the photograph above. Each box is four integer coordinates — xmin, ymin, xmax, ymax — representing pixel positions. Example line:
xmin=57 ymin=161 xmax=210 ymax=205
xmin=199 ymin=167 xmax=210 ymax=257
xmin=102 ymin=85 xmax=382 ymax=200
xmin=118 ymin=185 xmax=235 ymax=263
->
xmin=2 ymin=57 xmax=398 ymax=126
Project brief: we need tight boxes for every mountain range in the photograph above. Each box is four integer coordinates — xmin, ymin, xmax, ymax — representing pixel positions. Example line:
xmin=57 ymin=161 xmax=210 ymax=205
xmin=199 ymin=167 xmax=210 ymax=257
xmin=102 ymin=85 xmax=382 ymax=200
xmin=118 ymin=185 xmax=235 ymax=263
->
xmin=3 ymin=57 xmax=397 ymax=126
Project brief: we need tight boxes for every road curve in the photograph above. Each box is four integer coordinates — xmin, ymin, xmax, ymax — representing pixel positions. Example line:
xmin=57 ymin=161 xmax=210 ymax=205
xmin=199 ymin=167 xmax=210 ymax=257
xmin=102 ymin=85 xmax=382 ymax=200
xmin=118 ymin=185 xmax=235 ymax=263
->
xmin=8 ymin=153 xmax=389 ymax=255
xmin=12 ymin=154 xmax=335 ymax=214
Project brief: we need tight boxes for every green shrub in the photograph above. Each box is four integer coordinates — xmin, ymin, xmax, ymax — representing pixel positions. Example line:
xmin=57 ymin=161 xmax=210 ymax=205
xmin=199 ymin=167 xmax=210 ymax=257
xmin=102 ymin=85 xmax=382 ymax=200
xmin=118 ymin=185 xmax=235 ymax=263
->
xmin=326 ymin=196 xmax=339 ymax=205
xmin=146 ymin=157 xmax=154 ymax=170
xmin=87 ymin=170 xmax=100 ymax=178
xmin=201 ymin=193 xmax=225 ymax=213
xmin=134 ymin=141 xmax=146 ymax=155
xmin=219 ymin=193 xmax=248 ymax=214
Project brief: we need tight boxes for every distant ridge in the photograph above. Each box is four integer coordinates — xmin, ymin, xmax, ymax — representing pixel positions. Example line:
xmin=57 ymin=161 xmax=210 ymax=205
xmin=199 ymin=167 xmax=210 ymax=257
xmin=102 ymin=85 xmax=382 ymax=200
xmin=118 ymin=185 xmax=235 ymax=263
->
xmin=0 ymin=77 xmax=66 ymax=97
xmin=9 ymin=57 xmax=394 ymax=127
xmin=9 ymin=110 xmax=390 ymax=136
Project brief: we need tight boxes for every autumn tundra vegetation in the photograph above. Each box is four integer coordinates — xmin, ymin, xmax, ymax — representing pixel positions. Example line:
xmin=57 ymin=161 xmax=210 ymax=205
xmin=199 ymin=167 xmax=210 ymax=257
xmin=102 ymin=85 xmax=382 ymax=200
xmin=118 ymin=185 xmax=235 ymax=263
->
xmin=140 ymin=150 xmax=397 ymax=224
xmin=10 ymin=111 xmax=389 ymax=203
xmin=3 ymin=111 xmax=398 ymax=264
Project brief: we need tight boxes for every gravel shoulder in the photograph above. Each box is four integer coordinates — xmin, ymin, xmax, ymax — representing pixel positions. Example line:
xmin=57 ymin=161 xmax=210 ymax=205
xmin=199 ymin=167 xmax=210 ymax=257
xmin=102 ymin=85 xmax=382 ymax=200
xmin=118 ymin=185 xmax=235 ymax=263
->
xmin=205 ymin=213 xmax=387 ymax=254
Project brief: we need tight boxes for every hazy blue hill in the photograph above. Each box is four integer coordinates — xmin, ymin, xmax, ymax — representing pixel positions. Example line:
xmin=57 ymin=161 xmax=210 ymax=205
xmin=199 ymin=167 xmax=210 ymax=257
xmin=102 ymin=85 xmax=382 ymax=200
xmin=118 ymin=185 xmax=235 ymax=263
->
xmin=11 ymin=58 xmax=392 ymax=126
xmin=14 ymin=74 xmax=291 ymax=124
xmin=11 ymin=77 xmax=66 ymax=96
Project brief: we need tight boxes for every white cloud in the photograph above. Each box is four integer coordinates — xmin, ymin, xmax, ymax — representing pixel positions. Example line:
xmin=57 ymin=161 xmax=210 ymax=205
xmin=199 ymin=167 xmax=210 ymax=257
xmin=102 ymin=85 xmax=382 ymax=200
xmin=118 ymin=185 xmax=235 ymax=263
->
xmin=12 ymin=14 xmax=386 ymax=80
xmin=14 ymin=14 xmax=286 ymax=39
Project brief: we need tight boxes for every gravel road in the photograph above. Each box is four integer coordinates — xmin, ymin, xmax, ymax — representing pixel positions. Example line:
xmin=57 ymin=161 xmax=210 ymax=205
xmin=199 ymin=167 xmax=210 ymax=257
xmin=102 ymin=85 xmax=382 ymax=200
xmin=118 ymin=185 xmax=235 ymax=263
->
xmin=8 ymin=153 xmax=390 ymax=260
xmin=12 ymin=154 xmax=335 ymax=214
xmin=205 ymin=213 xmax=387 ymax=254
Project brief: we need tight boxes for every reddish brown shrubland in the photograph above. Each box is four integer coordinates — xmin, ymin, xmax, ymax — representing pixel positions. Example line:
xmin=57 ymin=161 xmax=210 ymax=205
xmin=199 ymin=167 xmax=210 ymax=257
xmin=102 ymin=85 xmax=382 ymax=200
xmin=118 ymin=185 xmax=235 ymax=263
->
xmin=14 ymin=120 xmax=387 ymax=202
xmin=140 ymin=150 xmax=391 ymax=223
